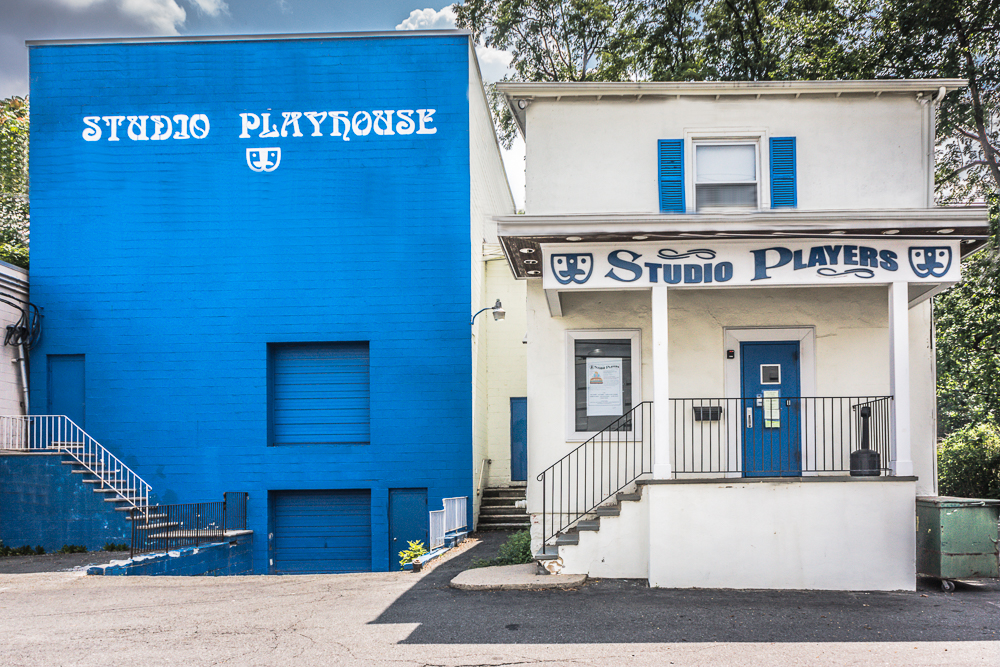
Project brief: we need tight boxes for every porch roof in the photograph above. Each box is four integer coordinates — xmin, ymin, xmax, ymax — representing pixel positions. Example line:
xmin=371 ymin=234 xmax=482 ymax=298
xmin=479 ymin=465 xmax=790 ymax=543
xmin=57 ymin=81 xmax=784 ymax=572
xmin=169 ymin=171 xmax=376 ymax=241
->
xmin=497 ymin=206 xmax=990 ymax=279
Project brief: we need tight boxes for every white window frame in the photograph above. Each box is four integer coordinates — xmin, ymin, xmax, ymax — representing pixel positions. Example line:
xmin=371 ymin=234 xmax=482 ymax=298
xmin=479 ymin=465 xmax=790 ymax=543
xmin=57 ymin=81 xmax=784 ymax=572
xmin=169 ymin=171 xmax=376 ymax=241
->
xmin=683 ymin=128 xmax=770 ymax=213
xmin=693 ymin=140 xmax=761 ymax=213
xmin=565 ymin=329 xmax=642 ymax=442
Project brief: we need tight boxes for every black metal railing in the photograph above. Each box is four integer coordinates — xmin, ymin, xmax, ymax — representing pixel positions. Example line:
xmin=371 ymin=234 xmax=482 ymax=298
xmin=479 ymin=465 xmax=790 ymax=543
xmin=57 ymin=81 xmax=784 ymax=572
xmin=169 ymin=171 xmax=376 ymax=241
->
xmin=669 ymin=397 xmax=893 ymax=476
xmin=537 ymin=401 xmax=653 ymax=549
xmin=131 ymin=491 xmax=249 ymax=558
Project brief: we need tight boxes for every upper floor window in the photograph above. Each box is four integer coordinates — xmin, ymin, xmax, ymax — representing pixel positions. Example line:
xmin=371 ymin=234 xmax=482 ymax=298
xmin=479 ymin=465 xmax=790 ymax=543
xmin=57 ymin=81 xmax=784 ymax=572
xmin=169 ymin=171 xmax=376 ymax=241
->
xmin=694 ymin=142 xmax=758 ymax=212
xmin=658 ymin=136 xmax=797 ymax=213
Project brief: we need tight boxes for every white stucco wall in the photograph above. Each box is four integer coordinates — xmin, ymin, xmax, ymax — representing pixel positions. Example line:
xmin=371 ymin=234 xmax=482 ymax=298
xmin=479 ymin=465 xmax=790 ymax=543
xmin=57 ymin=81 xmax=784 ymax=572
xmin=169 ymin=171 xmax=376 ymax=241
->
xmin=525 ymin=282 xmax=936 ymax=521
xmin=557 ymin=489 xmax=649 ymax=578
xmin=468 ymin=44 xmax=516 ymax=523
xmin=645 ymin=479 xmax=916 ymax=590
xmin=0 ymin=263 xmax=28 ymax=416
xmin=523 ymin=93 xmax=930 ymax=214
xmin=484 ymin=258 xmax=527 ymax=487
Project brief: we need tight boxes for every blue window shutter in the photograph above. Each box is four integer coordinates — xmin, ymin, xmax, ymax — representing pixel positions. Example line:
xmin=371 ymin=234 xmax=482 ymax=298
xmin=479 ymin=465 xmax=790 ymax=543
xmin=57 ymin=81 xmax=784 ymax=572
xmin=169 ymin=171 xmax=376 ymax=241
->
xmin=770 ymin=137 xmax=797 ymax=208
xmin=658 ymin=139 xmax=685 ymax=213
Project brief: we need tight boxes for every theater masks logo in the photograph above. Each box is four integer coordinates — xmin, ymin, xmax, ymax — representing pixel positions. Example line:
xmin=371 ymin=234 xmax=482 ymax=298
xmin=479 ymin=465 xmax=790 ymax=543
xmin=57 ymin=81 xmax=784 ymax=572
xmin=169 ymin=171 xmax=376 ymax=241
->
xmin=551 ymin=253 xmax=593 ymax=285
xmin=908 ymin=247 xmax=952 ymax=278
xmin=246 ymin=147 xmax=281 ymax=172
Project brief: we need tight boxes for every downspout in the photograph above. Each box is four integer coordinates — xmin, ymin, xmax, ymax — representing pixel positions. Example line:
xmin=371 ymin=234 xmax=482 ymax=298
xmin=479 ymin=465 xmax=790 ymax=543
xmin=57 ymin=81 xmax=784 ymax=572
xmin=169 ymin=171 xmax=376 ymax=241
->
xmin=17 ymin=342 xmax=28 ymax=415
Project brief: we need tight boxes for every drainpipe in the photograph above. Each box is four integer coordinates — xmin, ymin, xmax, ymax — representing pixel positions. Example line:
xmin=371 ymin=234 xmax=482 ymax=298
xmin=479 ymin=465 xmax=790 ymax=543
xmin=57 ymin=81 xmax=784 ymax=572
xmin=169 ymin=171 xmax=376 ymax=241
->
xmin=16 ymin=342 xmax=28 ymax=415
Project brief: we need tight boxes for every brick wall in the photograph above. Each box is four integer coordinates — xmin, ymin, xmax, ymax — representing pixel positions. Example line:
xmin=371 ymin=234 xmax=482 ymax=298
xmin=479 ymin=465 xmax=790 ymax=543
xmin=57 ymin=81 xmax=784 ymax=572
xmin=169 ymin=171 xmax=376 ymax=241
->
xmin=27 ymin=34 xmax=484 ymax=572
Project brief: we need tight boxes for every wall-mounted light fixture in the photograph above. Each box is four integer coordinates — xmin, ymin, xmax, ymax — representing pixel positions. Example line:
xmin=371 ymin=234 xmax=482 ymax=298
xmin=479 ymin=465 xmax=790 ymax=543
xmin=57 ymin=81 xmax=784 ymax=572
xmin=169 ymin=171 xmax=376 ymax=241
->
xmin=471 ymin=299 xmax=505 ymax=326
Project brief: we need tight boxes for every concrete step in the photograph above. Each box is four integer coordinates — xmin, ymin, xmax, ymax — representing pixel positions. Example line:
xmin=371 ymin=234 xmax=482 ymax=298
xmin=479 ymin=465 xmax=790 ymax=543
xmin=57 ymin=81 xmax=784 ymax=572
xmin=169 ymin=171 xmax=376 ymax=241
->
xmin=577 ymin=520 xmax=600 ymax=531
xmin=555 ymin=532 xmax=579 ymax=546
xmin=479 ymin=505 xmax=526 ymax=515
xmin=481 ymin=489 xmax=526 ymax=499
xmin=594 ymin=506 xmax=620 ymax=517
xmin=478 ymin=515 xmax=529 ymax=524
xmin=477 ymin=521 xmax=530 ymax=531
xmin=616 ymin=492 xmax=641 ymax=502
xmin=480 ymin=498 xmax=522 ymax=508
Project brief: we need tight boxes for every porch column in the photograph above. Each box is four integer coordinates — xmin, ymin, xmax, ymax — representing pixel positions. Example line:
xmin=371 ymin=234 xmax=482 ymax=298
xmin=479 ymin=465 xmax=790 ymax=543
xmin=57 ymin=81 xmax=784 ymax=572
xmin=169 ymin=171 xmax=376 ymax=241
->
xmin=888 ymin=282 xmax=913 ymax=476
xmin=652 ymin=285 xmax=672 ymax=479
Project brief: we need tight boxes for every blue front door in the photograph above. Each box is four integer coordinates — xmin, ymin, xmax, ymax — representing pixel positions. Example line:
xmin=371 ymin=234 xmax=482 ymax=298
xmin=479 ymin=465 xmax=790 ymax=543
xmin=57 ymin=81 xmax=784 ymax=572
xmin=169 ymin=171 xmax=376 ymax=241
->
xmin=510 ymin=397 xmax=527 ymax=482
xmin=741 ymin=342 xmax=801 ymax=477
xmin=47 ymin=355 xmax=85 ymax=427
xmin=389 ymin=488 xmax=428 ymax=570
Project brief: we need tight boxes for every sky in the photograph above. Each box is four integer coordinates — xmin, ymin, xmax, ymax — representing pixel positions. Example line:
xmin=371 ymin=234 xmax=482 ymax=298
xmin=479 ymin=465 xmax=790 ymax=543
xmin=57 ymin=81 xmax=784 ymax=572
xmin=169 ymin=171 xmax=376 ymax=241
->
xmin=0 ymin=0 xmax=525 ymax=207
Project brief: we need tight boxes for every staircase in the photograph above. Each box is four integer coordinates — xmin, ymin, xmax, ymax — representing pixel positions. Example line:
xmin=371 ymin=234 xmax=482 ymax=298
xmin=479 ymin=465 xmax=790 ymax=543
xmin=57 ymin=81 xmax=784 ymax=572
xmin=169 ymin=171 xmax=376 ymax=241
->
xmin=2 ymin=415 xmax=151 ymax=515
xmin=546 ymin=486 xmax=643 ymax=549
xmin=477 ymin=484 xmax=530 ymax=531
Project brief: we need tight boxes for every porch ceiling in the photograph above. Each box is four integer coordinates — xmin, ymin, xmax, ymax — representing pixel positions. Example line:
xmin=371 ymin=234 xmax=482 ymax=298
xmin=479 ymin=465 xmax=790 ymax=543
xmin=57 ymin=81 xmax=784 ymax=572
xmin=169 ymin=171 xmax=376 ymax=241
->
xmin=497 ymin=206 xmax=990 ymax=279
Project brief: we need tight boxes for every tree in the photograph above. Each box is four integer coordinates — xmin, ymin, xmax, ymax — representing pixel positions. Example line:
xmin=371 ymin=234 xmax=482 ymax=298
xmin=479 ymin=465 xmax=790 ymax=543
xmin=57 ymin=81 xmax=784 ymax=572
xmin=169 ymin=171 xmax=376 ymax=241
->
xmin=0 ymin=96 xmax=29 ymax=269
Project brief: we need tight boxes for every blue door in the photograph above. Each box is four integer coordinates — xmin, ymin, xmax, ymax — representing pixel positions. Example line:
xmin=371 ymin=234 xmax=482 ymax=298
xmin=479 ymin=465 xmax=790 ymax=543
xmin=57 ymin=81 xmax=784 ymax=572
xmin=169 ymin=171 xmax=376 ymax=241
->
xmin=510 ymin=397 xmax=527 ymax=482
xmin=47 ymin=355 xmax=85 ymax=427
xmin=741 ymin=342 xmax=801 ymax=477
xmin=389 ymin=488 xmax=428 ymax=570
xmin=271 ymin=490 xmax=371 ymax=574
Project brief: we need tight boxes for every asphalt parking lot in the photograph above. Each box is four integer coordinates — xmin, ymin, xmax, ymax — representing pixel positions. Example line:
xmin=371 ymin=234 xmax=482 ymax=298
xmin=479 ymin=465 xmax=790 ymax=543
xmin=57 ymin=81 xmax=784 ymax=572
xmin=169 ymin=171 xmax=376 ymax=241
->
xmin=1 ymin=531 xmax=997 ymax=666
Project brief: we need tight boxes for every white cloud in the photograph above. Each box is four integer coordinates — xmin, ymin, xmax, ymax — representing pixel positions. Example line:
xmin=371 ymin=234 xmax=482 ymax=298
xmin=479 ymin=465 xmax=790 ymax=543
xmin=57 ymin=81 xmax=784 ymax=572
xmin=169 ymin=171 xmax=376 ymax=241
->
xmin=119 ymin=0 xmax=186 ymax=34
xmin=475 ymin=45 xmax=513 ymax=84
xmin=395 ymin=6 xmax=457 ymax=31
xmin=188 ymin=0 xmax=228 ymax=18
xmin=49 ymin=0 xmax=188 ymax=34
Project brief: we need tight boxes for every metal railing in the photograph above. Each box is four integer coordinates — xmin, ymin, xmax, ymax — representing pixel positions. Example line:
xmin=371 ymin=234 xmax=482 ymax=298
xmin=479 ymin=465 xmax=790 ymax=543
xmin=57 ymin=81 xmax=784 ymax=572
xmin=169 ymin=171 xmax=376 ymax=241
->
xmin=443 ymin=496 xmax=467 ymax=534
xmin=0 ymin=415 xmax=151 ymax=510
xmin=669 ymin=397 xmax=893 ymax=476
xmin=429 ymin=510 xmax=445 ymax=549
xmin=131 ymin=492 xmax=248 ymax=558
xmin=537 ymin=401 xmax=653 ymax=549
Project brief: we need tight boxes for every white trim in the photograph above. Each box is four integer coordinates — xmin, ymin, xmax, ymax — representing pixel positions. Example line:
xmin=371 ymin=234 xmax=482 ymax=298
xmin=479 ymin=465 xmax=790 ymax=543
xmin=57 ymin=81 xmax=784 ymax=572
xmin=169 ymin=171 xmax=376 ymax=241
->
xmin=685 ymin=131 xmax=769 ymax=212
xmin=724 ymin=327 xmax=816 ymax=478
xmin=565 ymin=329 xmax=643 ymax=442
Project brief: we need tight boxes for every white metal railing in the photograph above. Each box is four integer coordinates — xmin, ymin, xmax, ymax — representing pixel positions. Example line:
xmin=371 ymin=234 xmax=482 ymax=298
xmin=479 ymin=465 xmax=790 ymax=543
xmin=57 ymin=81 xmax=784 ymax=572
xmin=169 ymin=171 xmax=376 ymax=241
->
xmin=429 ymin=509 xmax=445 ymax=549
xmin=0 ymin=415 xmax=150 ymax=511
xmin=443 ymin=496 xmax=468 ymax=534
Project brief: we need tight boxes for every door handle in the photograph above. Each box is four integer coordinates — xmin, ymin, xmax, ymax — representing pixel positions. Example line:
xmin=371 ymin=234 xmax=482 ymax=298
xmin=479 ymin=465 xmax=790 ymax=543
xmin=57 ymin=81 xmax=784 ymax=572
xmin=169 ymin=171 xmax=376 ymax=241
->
xmin=746 ymin=407 xmax=753 ymax=428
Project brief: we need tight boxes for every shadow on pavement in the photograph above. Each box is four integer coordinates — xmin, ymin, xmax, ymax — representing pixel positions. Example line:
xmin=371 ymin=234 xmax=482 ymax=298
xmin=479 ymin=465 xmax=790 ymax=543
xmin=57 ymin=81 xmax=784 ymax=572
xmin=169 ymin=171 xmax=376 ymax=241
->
xmin=0 ymin=551 xmax=129 ymax=574
xmin=372 ymin=537 xmax=1000 ymax=644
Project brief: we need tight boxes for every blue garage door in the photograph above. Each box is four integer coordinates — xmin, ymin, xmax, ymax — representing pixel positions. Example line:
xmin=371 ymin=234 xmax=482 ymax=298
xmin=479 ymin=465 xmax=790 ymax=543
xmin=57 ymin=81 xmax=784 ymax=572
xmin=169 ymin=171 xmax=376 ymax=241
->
xmin=271 ymin=490 xmax=372 ymax=574
xmin=270 ymin=342 xmax=370 ymax=446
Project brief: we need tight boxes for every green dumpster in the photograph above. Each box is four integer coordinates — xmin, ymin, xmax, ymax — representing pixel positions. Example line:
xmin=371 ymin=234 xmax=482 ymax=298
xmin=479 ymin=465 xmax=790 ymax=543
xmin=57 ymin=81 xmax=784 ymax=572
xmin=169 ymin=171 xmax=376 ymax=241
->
xmin=916 ymin=496 xmax=1000 ymax=587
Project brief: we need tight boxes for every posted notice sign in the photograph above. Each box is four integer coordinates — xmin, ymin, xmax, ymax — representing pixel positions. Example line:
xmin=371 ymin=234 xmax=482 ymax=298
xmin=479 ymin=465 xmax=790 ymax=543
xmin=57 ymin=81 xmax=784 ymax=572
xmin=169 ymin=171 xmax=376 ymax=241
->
xmin=586 ymin=358 xmax=623 ymax=416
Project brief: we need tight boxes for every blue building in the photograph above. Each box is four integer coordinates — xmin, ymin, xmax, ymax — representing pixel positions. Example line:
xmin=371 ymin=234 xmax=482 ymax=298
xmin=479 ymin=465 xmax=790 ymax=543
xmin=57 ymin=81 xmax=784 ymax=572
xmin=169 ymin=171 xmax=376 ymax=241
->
xmin=18 ymin=31 xmax=514 ymax=573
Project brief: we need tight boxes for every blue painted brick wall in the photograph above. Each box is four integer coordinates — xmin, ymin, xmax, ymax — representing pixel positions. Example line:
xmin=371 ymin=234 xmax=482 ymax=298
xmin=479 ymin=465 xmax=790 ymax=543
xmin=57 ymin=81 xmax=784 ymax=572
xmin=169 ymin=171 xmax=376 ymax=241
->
xmin=0 ymin=453 xmax=131 ymax=551
xmin=27 ymin=35 xmax=474 ymax=573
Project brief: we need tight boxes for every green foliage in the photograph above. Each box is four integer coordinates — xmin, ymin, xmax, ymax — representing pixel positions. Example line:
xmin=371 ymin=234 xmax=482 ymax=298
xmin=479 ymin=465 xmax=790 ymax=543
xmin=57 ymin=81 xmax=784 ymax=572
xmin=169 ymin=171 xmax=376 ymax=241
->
xmin=103 ymin=542 xmax=129 ymax=552
xmin=398 ymin=539 xmax=428 ymax=568
xmin=0 ymin=96 xmax=29 ymax=269
xmin=0 ymin=543 xmax=44 ymax=557
xmin=58 ymin=544 xmax=88 ymax=554
xmin=937 ymin=422 xmax=1000 ymax=500
xmin=471 ymin=530 xmax=534 ymax=568
xmin=935 ymin=208 xmax=1000 ymax=436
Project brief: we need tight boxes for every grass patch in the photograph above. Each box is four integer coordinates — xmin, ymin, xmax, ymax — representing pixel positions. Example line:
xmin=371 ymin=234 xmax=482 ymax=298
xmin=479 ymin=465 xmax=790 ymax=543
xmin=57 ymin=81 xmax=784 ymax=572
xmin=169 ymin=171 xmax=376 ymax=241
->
xmin=471 ymin=530 xmax=533 ymax=568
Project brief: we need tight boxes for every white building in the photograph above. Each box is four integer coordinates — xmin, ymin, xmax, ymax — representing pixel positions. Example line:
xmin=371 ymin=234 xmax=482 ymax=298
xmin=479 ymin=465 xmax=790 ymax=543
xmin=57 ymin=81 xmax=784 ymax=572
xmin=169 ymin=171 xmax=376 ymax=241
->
xmin=494 ymin=79 xmax=990 ymax=590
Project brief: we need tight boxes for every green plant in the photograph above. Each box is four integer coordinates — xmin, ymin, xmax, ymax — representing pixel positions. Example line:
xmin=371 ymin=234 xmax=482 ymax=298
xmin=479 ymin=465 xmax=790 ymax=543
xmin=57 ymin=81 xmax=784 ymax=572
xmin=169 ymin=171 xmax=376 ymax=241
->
xmin=103 ymin=542 xmax=129 ymax=552
xmin=58 ymin=545 xmax=87 ymax=554
xmin=2 ymin=543 xmax=43 ymax=557
xmin=938 ymin=422 xmax=1000 ymax=500
xmin=471 ymin=530 xmax=533 ymax=568
xmin=398 ymin=540 xmax=428 ymax=568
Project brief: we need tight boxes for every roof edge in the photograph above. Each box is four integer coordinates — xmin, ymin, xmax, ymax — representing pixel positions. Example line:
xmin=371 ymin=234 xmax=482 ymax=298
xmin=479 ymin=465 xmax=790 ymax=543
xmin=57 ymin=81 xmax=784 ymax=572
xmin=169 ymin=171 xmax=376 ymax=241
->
xmin=26 ymin=29 xmax=471 ymax=47
xmin=496 ymin=79 xmax=968 ymax=97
